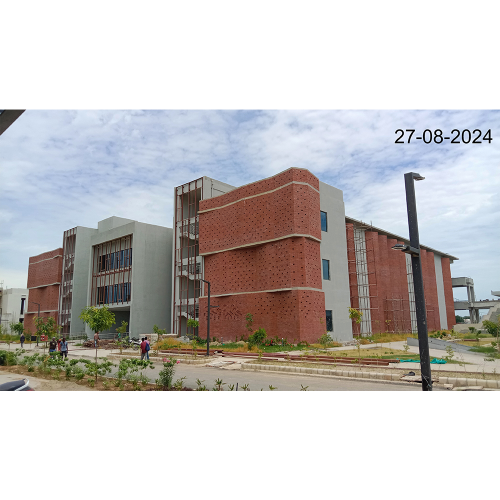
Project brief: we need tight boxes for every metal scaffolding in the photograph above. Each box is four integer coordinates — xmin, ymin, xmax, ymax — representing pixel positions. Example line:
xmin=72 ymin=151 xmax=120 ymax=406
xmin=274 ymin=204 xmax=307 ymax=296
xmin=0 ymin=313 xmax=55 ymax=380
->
xmin=173 ymin=178 xmax=203 ymax=338
xmin=347 ymin=223 xmax=378 ymax=336
xmin=59 ymin=228 xmax=76 ymax=334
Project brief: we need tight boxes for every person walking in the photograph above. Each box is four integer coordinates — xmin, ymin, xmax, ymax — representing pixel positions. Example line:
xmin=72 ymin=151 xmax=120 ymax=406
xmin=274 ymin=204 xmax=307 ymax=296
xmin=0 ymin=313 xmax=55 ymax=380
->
xmin=20 ymin=332 xmax=25 ymax=349
xmin=145 ymin=336 xmax=151 ymax=360
xmin=60 ymin=337 xmax=68 ymax=359
xmin=94 ymin=331 xmax=100 ymax=348
xmin=49 ymin=337 xmax=57 ymax=354
xmin=140 ymin=337 xmax=148 ymax=361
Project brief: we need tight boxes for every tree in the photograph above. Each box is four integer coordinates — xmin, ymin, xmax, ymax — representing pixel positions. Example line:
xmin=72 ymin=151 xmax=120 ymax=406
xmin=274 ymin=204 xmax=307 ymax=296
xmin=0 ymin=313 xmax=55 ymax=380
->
xmin=10 ymin=322 xmax=25 ymax=336
xmin=482 ymin=319 xmax=500 ymax=353
xmin=152 ymin=324 xmax=166 ymax=355
xmin=79 ymin=306 xmax=116 ymax=382
xmin=455 ymin=315 xmax=465 ymax=324
xmin=34 ymin=316 xmax=61 ymax=354
xmin=115 ymin=320 xmax=128 ymax=354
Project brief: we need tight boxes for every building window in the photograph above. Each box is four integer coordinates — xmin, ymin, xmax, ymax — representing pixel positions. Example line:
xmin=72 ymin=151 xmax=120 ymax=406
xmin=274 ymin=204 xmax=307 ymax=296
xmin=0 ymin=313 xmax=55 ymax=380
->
xmin=322 ymin=259 xmax=330 ymax=280
xmin=325 ymin=310 xmax=333 ymax=332
xmin=321 ymin=211 xmax=328 ymax=232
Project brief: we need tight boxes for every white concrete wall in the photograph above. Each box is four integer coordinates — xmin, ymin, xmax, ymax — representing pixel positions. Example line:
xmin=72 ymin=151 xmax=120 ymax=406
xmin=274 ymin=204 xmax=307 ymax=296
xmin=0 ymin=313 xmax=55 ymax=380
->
xmin=69 ymin=226 xmax=97 ymax=335
xmin=319 ymin=181 xmax=353 ymax=342
xmin=434 ymin=254 xmax=449 ymax=330
xmin=0 ymin=288 xmax=28 ymax=331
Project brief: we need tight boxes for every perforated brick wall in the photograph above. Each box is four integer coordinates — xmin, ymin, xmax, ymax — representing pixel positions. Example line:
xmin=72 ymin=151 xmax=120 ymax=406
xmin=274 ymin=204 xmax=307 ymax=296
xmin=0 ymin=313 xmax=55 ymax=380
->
xmin=203 ymin=237 xmax=322 ymax=295
xmin=200 ymin=168 xmax=320 ymax=212
xmin=198 ymin=168 xmax=324 ymax=343
xmin=199 ymin=183 xmax=321 ymax=255
xmin=199 ymin=289 xmax=326 ymax=343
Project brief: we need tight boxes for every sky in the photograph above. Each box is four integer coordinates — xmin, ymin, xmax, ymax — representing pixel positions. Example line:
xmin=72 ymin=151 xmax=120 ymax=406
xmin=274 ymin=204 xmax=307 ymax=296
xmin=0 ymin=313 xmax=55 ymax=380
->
xmin=1 ymin=110 xmax=499 ymax=304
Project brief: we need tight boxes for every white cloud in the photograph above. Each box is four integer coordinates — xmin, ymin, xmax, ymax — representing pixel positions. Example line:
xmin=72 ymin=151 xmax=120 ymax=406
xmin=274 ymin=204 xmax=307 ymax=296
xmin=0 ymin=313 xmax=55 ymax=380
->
xmin=0 ymin=110 xmax=498 ymax=300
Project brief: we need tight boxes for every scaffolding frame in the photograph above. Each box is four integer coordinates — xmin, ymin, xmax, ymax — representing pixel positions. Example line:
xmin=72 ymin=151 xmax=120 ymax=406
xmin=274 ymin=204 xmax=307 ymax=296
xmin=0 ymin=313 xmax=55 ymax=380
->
xmin=347 ymin=223 xmax=379 ymax=336
xmin=173 ymin=178 xmax=203 ymax=337
xmin=347 ymin=222 xmax=432 ymax=336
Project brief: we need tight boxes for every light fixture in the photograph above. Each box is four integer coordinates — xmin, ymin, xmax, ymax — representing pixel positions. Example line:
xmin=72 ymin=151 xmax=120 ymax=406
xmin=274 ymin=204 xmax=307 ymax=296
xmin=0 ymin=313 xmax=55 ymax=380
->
xmin=391 ymin=243 xmax=407 ymax=251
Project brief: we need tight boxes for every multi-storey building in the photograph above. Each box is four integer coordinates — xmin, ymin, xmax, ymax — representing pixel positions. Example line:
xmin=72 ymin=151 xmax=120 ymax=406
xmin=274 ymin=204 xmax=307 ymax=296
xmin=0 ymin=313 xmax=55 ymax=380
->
xmin=27 ymin=217 xmax=172 ymax=338
xmin=176 ymin=168 xmax=457 ymax=343
xmin=24 ymin=248 xmax=63 ymax=334
xmin=26 ymin=168 xmax=458 ymax=343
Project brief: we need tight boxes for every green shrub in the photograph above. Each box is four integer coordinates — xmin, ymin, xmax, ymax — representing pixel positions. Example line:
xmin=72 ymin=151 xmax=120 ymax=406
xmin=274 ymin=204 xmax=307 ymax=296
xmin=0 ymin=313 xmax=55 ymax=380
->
xmin=248 ymin=328 xmax=266 ymax=347
xmin=0 ymin=350 xmax=19 ymax=366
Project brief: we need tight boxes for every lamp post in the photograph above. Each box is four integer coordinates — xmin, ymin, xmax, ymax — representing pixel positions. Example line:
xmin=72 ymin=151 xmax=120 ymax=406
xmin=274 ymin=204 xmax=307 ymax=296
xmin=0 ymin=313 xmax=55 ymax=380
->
xmin=31 ymin=302 xmax=41 ymax=347
xmin=391 ymin=172 xmax=433 ymax=391
xmin=200 ymin=279 xmax=218 ymax=357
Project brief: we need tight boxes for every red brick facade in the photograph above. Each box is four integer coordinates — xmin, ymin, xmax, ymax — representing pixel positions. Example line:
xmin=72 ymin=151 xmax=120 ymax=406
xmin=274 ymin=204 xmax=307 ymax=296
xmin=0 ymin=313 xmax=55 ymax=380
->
xmin=346 ymin=223 xmax=454 ymax=334
xmin=198 ymin=168 xmax=325 ymax=343
xmin=24 ymin=248 xmax=63 ymax=334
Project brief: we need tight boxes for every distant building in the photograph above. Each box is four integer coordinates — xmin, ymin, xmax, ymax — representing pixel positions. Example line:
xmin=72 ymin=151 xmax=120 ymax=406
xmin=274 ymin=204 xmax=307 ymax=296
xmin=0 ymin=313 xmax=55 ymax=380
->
xmin=24 ymin=248 xmax=63 ymax=334
xmin=0 ymin=286 xmax=28 ymax=332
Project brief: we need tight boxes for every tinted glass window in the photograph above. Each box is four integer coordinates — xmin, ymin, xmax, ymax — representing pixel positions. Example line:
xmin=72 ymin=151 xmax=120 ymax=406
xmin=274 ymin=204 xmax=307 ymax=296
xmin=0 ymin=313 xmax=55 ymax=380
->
xmin=322 ymin=259 xmax=330 ymax=280
xmin=326 ymin=310 xmax=333 ymax=332
xmin=321 ymin=211 xmax=328 ymax=232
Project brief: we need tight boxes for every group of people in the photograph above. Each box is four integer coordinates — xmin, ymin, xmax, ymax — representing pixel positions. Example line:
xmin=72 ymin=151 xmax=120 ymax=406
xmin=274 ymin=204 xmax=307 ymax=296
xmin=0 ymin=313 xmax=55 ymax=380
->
xmin=140 ymin=337 xmax=151 ymax=360
xmin=48 ymin=337 xmax=69 ymax=358
xmin=17 ymin=332 xmax=68 ymax=357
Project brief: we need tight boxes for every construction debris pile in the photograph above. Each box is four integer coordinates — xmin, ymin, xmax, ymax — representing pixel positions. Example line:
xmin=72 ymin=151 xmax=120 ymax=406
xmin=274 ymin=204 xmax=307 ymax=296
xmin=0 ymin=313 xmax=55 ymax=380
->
xmin=81 ymin=339 xmax=118 ymax=349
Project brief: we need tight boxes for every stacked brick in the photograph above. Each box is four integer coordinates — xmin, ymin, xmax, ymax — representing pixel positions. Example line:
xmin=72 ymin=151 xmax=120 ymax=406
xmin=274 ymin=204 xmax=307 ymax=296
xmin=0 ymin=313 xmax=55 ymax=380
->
xmin=198 ymin=168 xmax=325 ymax=343
xmin=24 ymin=248 xmax=63 ymax=334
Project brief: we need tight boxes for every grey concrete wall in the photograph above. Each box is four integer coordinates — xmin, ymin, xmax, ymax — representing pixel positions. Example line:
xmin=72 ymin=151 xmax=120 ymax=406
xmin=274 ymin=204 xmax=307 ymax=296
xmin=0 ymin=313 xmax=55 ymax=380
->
xmin=129 ymin=222 xmax=173 ymax=337
xmin=319 ymin=181 xmax=353 ymax=342
xmin=70 ymin=226 xmax=97 ymax=335
xmin=434 ymin=254 xmax=449 ymax=330
xmin=97 ymin=216 xmax=135 ymax=233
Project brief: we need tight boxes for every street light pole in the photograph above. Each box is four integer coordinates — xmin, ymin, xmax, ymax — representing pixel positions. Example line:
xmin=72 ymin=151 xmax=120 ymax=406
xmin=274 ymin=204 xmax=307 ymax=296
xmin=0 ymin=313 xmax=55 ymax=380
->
xmin=31 ymin=302 xmax=41 ymax=347
xmin=402 ymin=172 xmax=432 ymax=391
xmin=200 ymin=279 xmax=219 ymax=357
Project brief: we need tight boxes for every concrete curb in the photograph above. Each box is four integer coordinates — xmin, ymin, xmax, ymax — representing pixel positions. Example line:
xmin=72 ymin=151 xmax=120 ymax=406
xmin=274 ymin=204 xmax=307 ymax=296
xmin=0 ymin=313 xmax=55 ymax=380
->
xmin=241 ymin=362 xmax=410 ymax=386
xmin=107 ymin=354 xmax=209 ymax=365
xmin=241 ymin=363 xmax=500 ymax=388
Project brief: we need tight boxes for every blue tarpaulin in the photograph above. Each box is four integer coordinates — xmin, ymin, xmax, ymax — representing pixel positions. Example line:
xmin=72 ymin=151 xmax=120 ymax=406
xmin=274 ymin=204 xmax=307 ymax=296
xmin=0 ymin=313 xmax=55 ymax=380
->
xmin=398 ymin=358 xmax=447 ymax=364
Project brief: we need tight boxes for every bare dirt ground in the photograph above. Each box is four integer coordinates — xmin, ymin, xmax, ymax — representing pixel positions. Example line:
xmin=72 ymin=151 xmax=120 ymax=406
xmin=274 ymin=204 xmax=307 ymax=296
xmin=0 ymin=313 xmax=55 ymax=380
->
xmin=0 ymin=368 xmax=92 ymax=391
